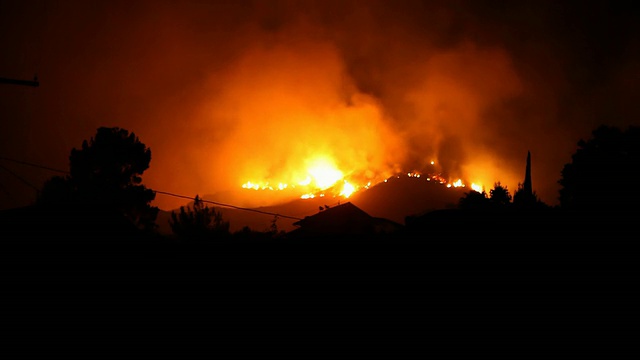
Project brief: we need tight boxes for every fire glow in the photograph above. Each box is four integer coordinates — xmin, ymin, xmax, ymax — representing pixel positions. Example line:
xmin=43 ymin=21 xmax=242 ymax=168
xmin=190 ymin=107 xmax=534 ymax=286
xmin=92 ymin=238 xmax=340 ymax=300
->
xmin=241 ymin=155 xmax=363 ymax=199
xmin=193 ymin=38 xmax=523 ymax=210
xmin=241 ymin=156 xmax=484 ymax=200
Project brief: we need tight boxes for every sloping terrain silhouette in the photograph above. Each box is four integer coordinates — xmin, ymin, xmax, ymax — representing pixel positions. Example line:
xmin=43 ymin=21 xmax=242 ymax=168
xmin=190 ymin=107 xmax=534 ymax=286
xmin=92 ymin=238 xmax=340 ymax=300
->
xmin=155 ymin=175 xmax=467 ymax=235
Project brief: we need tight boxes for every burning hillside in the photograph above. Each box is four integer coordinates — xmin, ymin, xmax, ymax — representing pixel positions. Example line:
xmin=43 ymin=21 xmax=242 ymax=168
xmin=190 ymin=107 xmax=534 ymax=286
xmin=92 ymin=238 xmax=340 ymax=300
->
xmin=240 ymin=157 xmax=485 ymax=204
xmin=197 ymin=169 xmax=476 ymax=234
xmin=195 ymin=35 xmax=524 ymax=210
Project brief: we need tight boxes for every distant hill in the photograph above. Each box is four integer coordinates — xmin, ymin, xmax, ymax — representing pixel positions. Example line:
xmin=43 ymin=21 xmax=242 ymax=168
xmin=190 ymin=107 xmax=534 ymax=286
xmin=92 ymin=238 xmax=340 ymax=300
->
xmin=156 ymin=175 xmax=469 ymax=235
xmin=348 ymin=175 xmax=467 ymax=224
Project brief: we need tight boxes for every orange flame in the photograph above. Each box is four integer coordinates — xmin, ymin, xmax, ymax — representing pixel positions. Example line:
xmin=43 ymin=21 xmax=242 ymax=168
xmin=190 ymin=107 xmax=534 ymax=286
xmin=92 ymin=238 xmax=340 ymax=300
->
xmin=241 ymin=159 xmax=485 ymax=201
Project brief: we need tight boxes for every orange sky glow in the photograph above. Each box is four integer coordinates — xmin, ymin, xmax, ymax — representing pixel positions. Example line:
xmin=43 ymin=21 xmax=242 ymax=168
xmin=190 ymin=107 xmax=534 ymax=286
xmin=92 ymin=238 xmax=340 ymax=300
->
xmin=2 ymin=0 xmax=639 ymax=212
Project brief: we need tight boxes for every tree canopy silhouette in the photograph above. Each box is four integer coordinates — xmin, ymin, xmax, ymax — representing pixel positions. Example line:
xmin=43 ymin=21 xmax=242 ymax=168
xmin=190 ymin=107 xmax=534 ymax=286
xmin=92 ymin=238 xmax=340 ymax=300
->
xmin=169 ymin=195 xmax=230 ymax=241
xmin=38 ymin=126 xmax=158 ymax=230
xmin=513 ymin=183 xmax=537 ymax=208
xmin=458 ymin=189 xmax=488 ymax=210
xmin=458 ymin=182 xmax=514 ymax=211
xmin=489 ymin=182 xmax=512 ymax=207
xmin=513 ymin=183 xmax=549 ymax=211
xmin=559 ymin=124 xmax=640 ymax=214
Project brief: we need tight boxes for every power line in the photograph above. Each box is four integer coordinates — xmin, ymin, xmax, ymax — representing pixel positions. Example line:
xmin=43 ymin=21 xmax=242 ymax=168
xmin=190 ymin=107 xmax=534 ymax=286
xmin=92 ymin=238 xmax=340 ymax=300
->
xmin=0 ymin=164 xmax=40 ymax=192
xmin=0 ymin=76 xmax=39 ymax=87
xmin=0 ymin=155 xmax=305 ymax=221
xmin=154 ymin=190 xmax=303 ymax=221
xmin=0 ymin=156 xmax=69 ymax=174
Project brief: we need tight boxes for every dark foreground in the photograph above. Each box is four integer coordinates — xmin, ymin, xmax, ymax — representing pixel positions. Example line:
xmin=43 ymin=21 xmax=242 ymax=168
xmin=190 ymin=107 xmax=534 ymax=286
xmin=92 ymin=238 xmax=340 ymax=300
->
xmin=2 ymin=211 xmax=639 ymax=354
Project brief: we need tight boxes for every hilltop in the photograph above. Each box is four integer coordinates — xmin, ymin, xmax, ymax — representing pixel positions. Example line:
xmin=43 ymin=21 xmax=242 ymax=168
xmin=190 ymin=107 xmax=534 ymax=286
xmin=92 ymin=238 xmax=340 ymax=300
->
xmin=155 ymin=173 xmax=468 ymax=235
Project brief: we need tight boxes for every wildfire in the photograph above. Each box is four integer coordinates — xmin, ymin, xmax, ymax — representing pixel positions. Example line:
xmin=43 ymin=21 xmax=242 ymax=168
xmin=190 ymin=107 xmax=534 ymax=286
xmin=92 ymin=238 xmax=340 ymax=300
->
xmin=241 ymin=155 xmax=484 ymax=200
xmin=241 ymin=154 xmax=364 ymax=199
xmin=339 ymin=180 xmax=356 ymax=198
xmin=304 ymin=157 xmax=343 ymax=190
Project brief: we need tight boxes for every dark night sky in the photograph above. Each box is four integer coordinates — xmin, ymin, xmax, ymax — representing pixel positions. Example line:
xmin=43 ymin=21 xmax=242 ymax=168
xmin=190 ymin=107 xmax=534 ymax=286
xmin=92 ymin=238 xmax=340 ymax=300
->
xmin=1 ymin=0 xmax=639 ymax=211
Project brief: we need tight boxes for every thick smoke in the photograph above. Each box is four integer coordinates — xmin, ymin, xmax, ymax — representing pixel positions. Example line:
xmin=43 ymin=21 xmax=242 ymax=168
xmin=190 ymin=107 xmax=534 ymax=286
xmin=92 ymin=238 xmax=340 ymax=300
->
xmin=2 ymin=0 xmax=638 ymax=210
xmin=149 ymin=1 xmax=529 ymax=208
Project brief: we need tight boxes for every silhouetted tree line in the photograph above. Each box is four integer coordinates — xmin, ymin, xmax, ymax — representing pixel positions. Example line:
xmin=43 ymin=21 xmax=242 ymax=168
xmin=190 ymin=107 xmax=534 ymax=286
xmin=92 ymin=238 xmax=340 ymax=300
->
xmin=169 ymin=195 xmax=230 ymax=242
xmin=28 ymin=123 xmax=640 ymax=242
xmin=168 ymin=196 xmax=286 ymax=242
xmin=457 ymin=181 xmax=549 ymax=211
xmin=457 ymin=124 xmax=640 ymax=217
xmin=559 ymin=124 xmax=640 ymax=214
xmin=31 ymin=126 xmax=286 ymax=241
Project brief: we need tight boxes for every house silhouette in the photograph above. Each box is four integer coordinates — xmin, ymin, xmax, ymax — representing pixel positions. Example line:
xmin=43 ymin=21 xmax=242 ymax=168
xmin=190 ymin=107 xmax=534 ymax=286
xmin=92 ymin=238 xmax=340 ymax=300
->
xmin=285 ymin=202 xmax=403 ymax=239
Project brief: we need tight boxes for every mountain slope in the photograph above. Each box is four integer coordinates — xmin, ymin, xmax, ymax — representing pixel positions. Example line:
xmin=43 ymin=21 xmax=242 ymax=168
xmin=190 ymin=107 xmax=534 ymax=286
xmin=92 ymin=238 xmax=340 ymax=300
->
xmin=156 ymin=175 xmax=470 ymax=235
